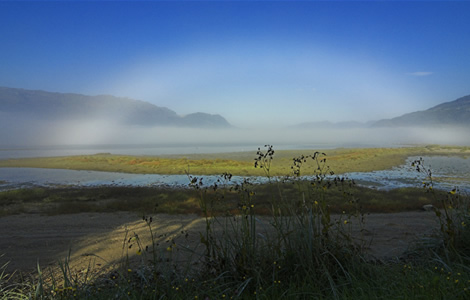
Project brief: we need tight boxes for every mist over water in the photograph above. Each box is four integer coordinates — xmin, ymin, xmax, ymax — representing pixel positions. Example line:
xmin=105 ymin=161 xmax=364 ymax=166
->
xmin=1 ymin=116 xmax=469 ymax=153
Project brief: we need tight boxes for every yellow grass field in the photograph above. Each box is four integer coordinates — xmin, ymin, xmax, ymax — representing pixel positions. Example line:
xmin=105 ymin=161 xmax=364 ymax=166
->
xmin=1 ymin=145 xmax=469 ymax=176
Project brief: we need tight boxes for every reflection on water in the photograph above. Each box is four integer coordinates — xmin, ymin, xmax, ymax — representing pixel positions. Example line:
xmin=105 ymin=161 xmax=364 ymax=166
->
xmin=1 ymin=156 xmax=469 ymax=193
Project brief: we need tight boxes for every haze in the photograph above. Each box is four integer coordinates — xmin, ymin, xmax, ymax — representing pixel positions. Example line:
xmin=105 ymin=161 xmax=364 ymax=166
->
xmin=1 ymin=112 xmax=469 ymax=149
xmin=1 ymin=1 xmax=470 ymax=147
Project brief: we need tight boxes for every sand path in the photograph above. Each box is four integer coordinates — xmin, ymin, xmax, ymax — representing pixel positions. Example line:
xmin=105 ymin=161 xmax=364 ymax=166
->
xmin=0 ymin=211 xmax=439 ymax=274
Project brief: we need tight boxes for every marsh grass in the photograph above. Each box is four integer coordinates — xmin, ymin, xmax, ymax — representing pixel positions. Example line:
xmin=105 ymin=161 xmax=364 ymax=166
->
xmin=1 ymin=145 xmax=469 ymax=176
xmin=0 ymin=184 xmax=446 ymax=217
xmin=410 ymin=158 xmax=470 ymax=257
xmin=0 ymin=255 xmax=31 ymax=300
xmin=3 ymin=146 xmax=470 ymax=299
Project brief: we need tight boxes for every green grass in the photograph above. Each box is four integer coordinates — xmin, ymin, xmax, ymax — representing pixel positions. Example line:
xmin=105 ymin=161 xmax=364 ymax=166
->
xmin=0 ymin=184 xmax=449 ymax=217
xmin=0 ymin=186 xmax=201 ymax=216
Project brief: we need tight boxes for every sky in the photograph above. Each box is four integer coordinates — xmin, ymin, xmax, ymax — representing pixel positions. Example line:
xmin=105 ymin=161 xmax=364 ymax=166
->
xmin=1 ymin=0 xmax=470 ymax=129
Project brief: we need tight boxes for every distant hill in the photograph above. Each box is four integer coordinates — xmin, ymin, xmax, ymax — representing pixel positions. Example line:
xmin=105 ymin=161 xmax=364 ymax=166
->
xmin=373 ymin=95 xmax=470 ymax=127
xmin=0 ymin=87 xmax=231 ymax=128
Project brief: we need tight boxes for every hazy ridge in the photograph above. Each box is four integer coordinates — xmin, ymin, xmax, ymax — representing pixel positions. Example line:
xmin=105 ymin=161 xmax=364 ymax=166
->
xmin=291 ymin=95 xmax=470 ymax=129
xmin=1 ymin=87 xmax=469 ymax=147
xmin=0 ymin=87 xmax=231 ymax=128
xmin=372 ymin=95 xmax=470 ymax=127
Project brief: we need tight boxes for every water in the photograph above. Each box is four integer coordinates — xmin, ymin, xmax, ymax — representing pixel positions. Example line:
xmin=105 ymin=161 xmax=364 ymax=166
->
xmin=1 ymin=156 xmax=469 ymax=193
xmin=0 ymin=168 xmax=265 ymax=191
xmin=345 ymin=156 xmax=470 ymax=193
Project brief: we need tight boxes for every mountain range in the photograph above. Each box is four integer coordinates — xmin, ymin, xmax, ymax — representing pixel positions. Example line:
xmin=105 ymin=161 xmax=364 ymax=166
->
xmin=372 ymin=95 xmax=470 ymax=127
xmin=293 ymin=94 xmax=470 ymax=129
xmin=0 ymin=87 xmax=231 ymax=128
xmin=1 ymin=87 xmax=469 ymax=130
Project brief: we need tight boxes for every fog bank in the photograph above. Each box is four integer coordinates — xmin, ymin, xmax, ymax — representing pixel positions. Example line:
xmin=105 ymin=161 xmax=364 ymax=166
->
xmin=1 ymin=116 xmax=469 ymax=149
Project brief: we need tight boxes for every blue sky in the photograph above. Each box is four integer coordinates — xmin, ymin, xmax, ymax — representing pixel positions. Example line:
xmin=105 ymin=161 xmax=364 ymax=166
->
xmin=1 ymin=1 xmax=470 ymax=128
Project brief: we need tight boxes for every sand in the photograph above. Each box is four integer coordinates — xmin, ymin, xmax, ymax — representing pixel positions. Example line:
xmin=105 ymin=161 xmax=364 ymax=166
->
xmin=0 ymin=211 xmax=439 ymax=274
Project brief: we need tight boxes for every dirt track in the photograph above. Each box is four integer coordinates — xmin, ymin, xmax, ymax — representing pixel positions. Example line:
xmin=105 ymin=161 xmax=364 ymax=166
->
xmin=0 ymin=211 xmax=439 ymax=274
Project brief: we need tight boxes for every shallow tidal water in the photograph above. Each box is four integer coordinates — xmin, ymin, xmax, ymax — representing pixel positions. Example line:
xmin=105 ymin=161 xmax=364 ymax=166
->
xmin=346 ymin=156 xmax=470 ymax=193
xmin=0 ymin=156 xmax=469 ymax=193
